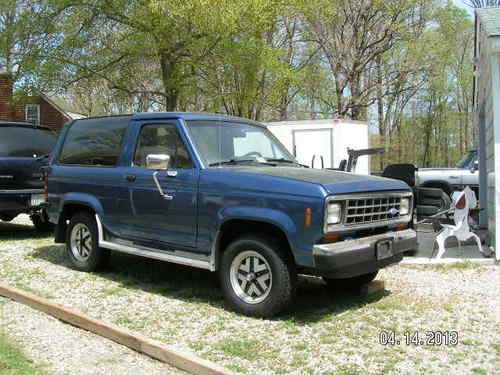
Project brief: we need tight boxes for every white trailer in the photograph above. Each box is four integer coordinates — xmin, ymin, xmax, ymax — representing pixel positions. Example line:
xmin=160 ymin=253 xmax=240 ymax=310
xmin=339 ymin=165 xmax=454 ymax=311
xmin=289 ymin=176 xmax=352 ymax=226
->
xmin=265 ymin=118 xmax=370 ymax=175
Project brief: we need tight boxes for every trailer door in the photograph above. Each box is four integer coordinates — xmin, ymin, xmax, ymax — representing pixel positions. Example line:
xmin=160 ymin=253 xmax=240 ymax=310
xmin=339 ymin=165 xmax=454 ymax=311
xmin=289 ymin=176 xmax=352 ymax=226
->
xmin=292 ymin=129 xmax=333 ymax=168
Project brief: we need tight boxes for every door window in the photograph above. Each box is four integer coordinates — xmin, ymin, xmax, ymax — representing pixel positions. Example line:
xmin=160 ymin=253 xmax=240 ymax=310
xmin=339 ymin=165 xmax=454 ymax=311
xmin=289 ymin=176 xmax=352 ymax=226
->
xmin=134 ymin=124 xmax=193 ymax=169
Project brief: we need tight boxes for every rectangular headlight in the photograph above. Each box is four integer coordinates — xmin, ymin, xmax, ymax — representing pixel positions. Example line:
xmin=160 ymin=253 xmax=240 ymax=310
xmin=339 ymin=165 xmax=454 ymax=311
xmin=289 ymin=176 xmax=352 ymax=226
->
xmin=326 ymin=202 xmax=342 ymax=225
xmin=399 ymin=198 xmax=410 ymax=215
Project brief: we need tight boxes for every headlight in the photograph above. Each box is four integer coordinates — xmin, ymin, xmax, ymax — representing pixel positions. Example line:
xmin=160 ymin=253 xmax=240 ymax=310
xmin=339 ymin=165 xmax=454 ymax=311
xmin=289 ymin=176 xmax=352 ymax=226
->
xmin=399 ymin=198 xmax=410 ymax=215
xmin=326 ymin=202 xmax=342 ymax=225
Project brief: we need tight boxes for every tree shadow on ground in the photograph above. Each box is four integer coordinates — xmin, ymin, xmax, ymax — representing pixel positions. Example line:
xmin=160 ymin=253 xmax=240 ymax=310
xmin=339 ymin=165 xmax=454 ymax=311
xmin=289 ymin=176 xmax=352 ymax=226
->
xmin=31 ymin=244 xmax=389 ymax=324
xmin=0 ymin=221 xmax=52 ymax=240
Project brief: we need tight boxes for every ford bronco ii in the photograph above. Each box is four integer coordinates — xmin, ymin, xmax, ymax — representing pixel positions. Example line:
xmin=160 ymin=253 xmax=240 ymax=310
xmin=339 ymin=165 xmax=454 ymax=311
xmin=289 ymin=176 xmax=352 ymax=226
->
xmin=46 ymin=113 xmax=416 ymax=317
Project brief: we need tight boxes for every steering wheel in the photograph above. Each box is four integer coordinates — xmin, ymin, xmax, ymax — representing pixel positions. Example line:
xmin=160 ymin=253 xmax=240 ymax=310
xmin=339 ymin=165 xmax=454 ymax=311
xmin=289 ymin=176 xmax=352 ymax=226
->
xmin=238 ymin=151 xmax=263 ymax=159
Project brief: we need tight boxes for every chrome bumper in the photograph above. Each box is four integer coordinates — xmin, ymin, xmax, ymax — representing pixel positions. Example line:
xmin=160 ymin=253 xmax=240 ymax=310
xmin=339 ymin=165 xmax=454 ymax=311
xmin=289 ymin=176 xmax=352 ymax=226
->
xmin=312 ymin=229 xmax=417 ymax=278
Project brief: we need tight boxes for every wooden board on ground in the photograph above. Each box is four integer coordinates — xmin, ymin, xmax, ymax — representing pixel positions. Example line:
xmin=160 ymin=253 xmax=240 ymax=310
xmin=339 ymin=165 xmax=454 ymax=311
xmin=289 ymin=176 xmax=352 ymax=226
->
xmin=0 ymin=282 xmax=232 ymax=375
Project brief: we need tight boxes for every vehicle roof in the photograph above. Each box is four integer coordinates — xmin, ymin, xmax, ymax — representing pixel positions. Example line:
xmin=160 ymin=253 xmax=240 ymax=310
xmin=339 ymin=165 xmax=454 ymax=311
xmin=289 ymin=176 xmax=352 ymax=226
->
xmin=72 ymin=112 xmax=264 ymax=127
xmin=0 ymin=121 xmax=52 ymax=131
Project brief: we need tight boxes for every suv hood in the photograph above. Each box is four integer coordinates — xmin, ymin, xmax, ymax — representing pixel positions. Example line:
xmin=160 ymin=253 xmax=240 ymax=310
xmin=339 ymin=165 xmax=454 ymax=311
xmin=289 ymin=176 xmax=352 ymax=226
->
xmin=226 ymin=166 xmax=410 ymax=195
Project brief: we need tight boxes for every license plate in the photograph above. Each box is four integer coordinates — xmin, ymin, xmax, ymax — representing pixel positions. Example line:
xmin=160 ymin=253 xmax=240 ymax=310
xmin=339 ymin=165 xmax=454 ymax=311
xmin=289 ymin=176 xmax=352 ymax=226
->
xmin=376 ymin=240 xmax=394 ymax=260
xmin=30 ymin=194 xmax=45 ymax=207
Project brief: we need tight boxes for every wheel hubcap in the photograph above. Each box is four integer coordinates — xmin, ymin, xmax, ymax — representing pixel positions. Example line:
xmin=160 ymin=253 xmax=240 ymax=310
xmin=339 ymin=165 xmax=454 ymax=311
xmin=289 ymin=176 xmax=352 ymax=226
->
xmin=230 ymin=251 xmax=272 ymax=304
xmin=70 ymin=223 xmax=92 ymax=262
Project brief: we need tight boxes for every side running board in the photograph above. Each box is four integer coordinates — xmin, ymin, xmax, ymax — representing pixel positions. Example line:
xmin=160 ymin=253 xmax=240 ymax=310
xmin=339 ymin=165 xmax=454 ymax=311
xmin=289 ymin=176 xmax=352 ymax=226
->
xmin=94 ymin=214 xmax=212 ymax=271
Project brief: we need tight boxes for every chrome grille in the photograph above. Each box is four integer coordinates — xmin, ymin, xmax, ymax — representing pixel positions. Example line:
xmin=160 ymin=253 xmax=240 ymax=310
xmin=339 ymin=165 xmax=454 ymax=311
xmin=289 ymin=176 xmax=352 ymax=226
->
xmin=344 ymin=196 xmax=402 ymax=225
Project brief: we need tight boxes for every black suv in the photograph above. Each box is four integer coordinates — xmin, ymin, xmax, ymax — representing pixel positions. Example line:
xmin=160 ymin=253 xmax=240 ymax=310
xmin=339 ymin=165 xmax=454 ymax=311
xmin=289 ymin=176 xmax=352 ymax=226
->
xmin=0 ymin=122 xmax=57 ymax=230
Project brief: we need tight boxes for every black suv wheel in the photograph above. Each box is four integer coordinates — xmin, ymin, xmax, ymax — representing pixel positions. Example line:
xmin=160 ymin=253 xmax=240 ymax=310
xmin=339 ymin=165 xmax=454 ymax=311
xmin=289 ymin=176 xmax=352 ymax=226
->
xmin=66 ymin=212 xmax=109 ymax=272
xmin=220 ymin=235 xmax=296 ymax=318
xmin=324 ymin=271 xmax=378 ymax=290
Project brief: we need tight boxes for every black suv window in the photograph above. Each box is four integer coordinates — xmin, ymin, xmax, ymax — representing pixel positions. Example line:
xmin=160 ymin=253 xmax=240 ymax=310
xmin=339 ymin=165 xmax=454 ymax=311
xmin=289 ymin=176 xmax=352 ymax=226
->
xmin=59 ymin=116 xmax=130 ymax=166
xmin=134 ymin=123 xmax=193 ymax=169
xmin=0 ymin=126 xmax=56 ymax=157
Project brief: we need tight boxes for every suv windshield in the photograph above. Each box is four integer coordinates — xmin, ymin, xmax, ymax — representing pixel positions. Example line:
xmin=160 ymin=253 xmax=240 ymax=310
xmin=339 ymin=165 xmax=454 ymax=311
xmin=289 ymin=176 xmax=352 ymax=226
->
xmin=186 ymin=120 xmax=295 ymax=166
xmin=0 ymin=126 xmax=56 ymax=157
xmin=456 ymin=150 xmax=477 ymax=169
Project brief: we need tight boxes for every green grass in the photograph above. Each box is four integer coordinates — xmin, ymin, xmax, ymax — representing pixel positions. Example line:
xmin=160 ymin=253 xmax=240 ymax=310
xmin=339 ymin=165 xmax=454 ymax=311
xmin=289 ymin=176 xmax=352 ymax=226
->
xmin=430 ymin=261 xmax=481 ymax=272
xmin=215 ymin=338 xmax=275 ymax=361
xmin=471 ymin=368 xmax=487 ymax=375
xmin=0 ymin=333 xmax=47 ymax=375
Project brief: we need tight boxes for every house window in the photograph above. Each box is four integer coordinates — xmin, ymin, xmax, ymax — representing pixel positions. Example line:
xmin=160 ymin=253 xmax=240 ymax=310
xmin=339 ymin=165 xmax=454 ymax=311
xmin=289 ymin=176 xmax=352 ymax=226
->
xmin=25 ymin=104 xmax=40 ymax=125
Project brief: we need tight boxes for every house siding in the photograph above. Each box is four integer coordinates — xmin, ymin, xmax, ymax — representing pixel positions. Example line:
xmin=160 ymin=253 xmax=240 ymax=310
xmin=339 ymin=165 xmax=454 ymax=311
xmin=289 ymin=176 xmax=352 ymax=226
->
xmin=12 ymin=97 xmax=71 ymax=132
xmin=475 ymin=16 xmax=500 ymax=260
xmin=0 ymin=73 xmax=13 ymax=121
xmin=0 ymin=74 xmax=70 ymax=131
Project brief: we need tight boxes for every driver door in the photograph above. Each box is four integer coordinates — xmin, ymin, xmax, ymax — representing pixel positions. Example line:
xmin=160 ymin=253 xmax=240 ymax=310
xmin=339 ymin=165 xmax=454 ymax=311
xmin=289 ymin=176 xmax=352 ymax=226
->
xmin=120 ymin=122 xmax=198 ymax=249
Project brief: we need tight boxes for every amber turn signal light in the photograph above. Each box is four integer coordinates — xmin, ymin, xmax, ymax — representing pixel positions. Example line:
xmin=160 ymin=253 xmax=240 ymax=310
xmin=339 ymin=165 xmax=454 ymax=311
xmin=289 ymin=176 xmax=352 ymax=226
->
xmin=396 ymin=223 xmax=408 ymax=231
xmin=304 ymin=208 xmax=313 ymax=228
xmin=321 ymin=233 xmax=341 ymax=243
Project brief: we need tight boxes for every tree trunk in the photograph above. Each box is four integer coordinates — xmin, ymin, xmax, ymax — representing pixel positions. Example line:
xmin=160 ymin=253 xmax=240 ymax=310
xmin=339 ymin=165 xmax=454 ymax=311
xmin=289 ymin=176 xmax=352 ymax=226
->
xmin=159 ymin=50 xmax=178 ymax=111
xmin=279 ymin=95 xmax=288 ymax=120
xmin=375 ymin=57 xmax=385 ymax=171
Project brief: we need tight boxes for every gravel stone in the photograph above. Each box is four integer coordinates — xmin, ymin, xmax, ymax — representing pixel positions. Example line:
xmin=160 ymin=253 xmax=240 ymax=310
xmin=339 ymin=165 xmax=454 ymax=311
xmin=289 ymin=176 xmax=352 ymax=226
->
xmin=0 ymin=297 xmax=184 ymax=375
xmin=0 ymin=215 xmax=498 ymax=374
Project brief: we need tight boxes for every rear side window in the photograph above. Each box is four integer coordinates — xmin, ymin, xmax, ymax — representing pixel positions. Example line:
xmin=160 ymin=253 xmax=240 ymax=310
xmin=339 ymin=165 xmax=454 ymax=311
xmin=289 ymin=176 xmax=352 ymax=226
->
xmin=0 ymin=126 xmax=56 ymax=157
xmin=58 ymin=117 xmax=130 ymax=166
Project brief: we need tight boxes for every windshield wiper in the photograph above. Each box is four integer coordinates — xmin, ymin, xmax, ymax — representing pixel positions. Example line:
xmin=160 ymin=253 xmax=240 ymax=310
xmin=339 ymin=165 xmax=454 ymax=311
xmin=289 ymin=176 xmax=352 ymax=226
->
xmin=209 ymin=159 xmax=252 ymax=166
xmin=266 ymin=158 xmax=308 ymax=168
xmin=209 ymin=159 xmax=270 ymax=167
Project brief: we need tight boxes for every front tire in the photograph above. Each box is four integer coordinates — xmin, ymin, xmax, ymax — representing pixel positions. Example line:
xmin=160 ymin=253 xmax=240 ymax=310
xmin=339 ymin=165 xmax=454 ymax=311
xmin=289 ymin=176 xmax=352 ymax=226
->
xmin=220 ymin=235 xmax=296 ymax=318
xmin=66 ymin=212 xmax=109 ymax=272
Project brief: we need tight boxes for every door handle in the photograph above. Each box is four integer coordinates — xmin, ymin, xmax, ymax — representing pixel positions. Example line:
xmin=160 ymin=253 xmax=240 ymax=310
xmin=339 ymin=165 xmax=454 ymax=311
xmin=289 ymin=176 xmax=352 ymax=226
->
xmin=167 ymin=170 xmax=178 ymax=177
xmin=152 ymin=171 xmax=173 ymax=200
xmin=125 ymin=174 xmax=136 ymax=182
xmin=449 ymin=176 xmax=460 ymax=179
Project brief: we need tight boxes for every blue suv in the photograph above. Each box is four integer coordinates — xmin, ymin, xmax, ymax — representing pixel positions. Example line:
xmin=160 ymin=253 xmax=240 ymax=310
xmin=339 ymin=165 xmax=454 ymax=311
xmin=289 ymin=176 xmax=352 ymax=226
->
xmin=46 ymin=113 xmax=416 ymax=317
xmin=0 ymin=122 xmax=56 ymax=230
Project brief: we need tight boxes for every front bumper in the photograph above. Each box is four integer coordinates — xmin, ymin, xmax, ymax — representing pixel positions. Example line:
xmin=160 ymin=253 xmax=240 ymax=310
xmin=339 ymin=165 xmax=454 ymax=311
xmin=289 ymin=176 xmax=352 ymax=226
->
xmin=313 ymin=228 xmax=417 ymax=278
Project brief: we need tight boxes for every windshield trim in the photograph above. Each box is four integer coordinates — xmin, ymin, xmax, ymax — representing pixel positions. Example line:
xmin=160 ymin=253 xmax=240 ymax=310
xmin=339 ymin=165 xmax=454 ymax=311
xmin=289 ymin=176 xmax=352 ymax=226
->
xmin=184 ymin=119 xmax=295 ymax=169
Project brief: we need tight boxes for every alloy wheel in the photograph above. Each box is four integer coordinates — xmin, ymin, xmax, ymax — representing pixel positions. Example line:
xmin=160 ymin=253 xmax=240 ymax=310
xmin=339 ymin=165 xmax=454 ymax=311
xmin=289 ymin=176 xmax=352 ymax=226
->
xmin=70 ymin=223 xmax=92 ymax=262
xmin=229 ymin=250 xmax=273 ymax=304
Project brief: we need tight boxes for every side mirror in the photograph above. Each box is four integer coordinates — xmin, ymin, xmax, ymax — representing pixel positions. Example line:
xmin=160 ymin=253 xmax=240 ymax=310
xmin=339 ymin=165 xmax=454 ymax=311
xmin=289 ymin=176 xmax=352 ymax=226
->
xmin=146 ymin=154 xmax=170 ymax=170
xmin=470 ymin=160 xmax=478 ymax=173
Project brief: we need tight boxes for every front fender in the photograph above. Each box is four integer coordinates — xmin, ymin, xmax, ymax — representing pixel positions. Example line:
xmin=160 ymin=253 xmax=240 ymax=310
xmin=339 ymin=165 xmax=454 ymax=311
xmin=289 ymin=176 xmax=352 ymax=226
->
xmin=218 ymin=206 xmax=298 ymax=239
xmin=216 ymin=201 xmax=324 ymax=267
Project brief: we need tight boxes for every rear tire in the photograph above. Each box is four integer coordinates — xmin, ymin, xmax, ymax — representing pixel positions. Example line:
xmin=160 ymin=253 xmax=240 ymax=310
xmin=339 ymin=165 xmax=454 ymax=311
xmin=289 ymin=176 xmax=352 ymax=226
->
xmin=220 ymin=235 xmax=296 ymax=318
xmin=324 ymin=271 xmax=378 ymax=290
xmin=66 ymin=212 xmax=109 ymax=272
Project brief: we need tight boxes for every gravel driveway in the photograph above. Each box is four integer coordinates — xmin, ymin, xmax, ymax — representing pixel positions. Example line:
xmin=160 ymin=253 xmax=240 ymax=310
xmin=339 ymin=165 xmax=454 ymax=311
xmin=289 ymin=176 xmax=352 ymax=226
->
xmin=0 ymin=297 xmax=184 ymax=375
xmin=0 ymin=216 xmax=498 ymax=374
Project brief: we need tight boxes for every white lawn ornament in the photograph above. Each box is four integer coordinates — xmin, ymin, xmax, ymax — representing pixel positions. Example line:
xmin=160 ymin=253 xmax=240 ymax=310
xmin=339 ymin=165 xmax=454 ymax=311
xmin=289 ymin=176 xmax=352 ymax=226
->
xmin=434 ymin=186 xmax=484 ymax=259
